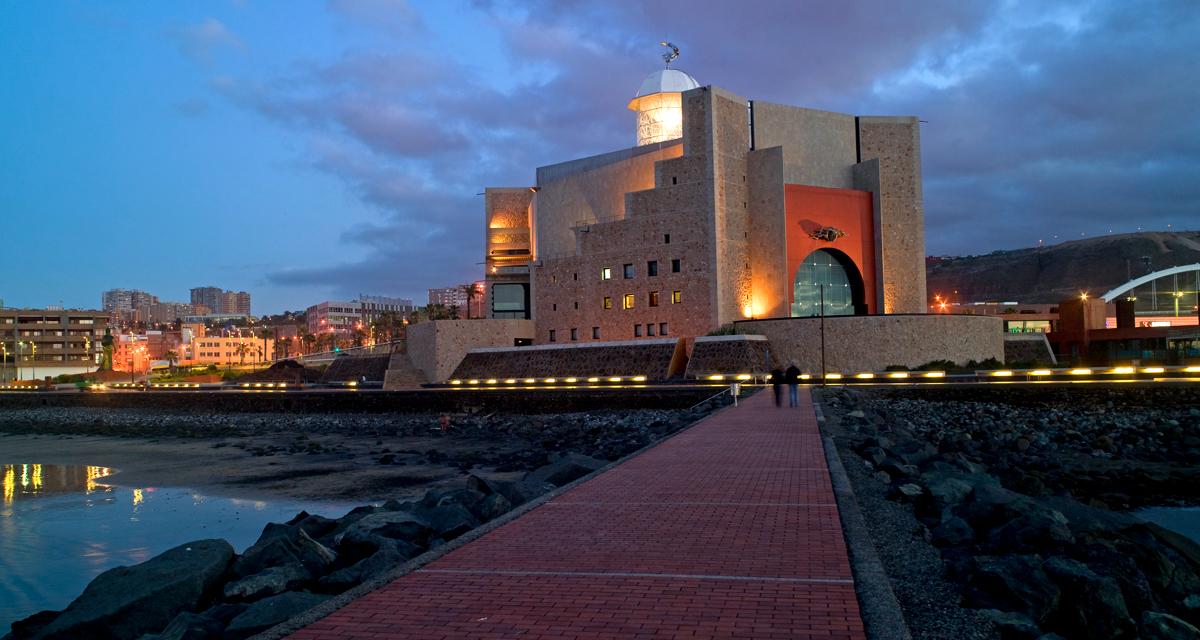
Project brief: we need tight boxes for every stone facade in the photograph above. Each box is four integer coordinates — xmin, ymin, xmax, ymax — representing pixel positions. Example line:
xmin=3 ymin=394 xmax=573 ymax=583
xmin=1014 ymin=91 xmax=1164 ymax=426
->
xmin=406 ymin=319 xmax=534 ymax=383
xmin=449 ymin=338 xmax=683 ymax=381
xmin=683 ymin=335 xmax=773 ymax=378
xmin=735 ymin=315 xmax=1003 ymax=373
xmin=1003 ymin=333 xmax=1058 ymax=365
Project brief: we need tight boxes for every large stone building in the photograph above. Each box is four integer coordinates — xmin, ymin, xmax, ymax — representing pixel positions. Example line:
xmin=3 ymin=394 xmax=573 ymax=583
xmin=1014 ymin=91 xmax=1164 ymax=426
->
xmin=483 ymin=65 xmax=927 ymax=344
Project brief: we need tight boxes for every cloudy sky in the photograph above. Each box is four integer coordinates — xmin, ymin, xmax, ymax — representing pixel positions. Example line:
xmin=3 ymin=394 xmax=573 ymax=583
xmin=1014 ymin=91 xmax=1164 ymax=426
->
xmin=3 ymin=0 xmax=1197 ymax=313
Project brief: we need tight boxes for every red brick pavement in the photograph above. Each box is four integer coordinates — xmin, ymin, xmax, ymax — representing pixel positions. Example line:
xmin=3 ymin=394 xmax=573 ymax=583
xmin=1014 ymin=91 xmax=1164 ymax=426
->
xmin=290 ymin=389 xmax=866 ymax=639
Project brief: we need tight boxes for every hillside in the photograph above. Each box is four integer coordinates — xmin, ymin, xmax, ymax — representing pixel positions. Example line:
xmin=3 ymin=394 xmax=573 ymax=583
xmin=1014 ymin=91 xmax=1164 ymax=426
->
xmin=926 ymin=231 xmax=1200 ymax=304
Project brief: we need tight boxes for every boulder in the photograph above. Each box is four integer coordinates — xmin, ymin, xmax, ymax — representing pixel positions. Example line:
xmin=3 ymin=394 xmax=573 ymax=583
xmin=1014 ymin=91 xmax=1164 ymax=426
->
xmin=478 ymin=493 xmax=513 ymax=522
xmin=317 ymin=548 xmax=407 ymax=593
xmin=1140 ymin=611 xmax=1200 ymax=640
xmin=286 ymin=513 xmax=339 ymax=540
xmin=137 ymin=612 xmax=224 ymax=640
xmin=223 ymin=592 xmax=329 ymax=640
xmin=931 ymin=516 xmax=976 ymax=547
xmin=1041 ymin=556 xmax=1134 ymax=640
xmin=526 ymin=453 xmax=606 ymax=487
xmin=987 ymin=511 xmax=1075 ymax=554
xmin=417 ymin=504 xmax=479 ymax=542
xmin=334 ymin=511 xmax=434 ymax=552
xmin=31 ymin=539 xmax=234 ymax=640
xmin=222 ymin=563 xmax=312 ymax=602
xmin=980 ymin=609 xmax=1042 ymax=640
xmin=965 ymin=555 xmax=1060 ymax=624
xmin=419 ymin=488 xmax=487 ymax=518
xmin=232 ymin=524 xmax=336 ymax=578
xmin=466 ymin=473 xmax=552 ymax=507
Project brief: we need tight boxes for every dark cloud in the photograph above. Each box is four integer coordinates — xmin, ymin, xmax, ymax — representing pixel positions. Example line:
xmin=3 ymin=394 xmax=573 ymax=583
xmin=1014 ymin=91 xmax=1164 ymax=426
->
xmin=209 ymin=0 xmax=1197 ymax=303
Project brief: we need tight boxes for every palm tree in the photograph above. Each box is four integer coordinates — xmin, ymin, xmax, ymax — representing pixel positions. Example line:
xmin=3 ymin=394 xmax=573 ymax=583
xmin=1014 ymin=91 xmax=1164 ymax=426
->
xmin=259 ymin=328 xmax=273 ymax=366
xmin=163 ymin=350 xmax=179 ymax=374
xmin=301 ymin=332 xmax=316 ymax=355
xmin=457 ymin=283 xmax=481 ymax=319
xmin=234 ymin=342 xmax=252 ymax=367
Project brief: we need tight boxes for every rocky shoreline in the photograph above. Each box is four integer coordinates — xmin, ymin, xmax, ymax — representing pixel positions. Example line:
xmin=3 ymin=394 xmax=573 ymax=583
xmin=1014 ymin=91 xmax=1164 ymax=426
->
xmin=820 ymin=385 xmax=1200 ymax=640
xmin=2 ymin=399 xmax=727 ymax=640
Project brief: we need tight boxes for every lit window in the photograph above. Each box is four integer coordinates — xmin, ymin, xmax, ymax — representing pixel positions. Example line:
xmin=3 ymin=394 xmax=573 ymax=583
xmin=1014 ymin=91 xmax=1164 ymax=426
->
xmin=649 ymin=291 xmax=660 ymax=307
xmin=623 ymin=294 xmax=635 ymax=309
xmin=671 ymin=290 xmax=682 ymax=304
xmin=671 ymin=259 xmax=681 ymax=273
xmin=623 ymin=264 xmax=635 ymax=279
xmin=601 ymin=267 xmax=612 ymax=280
xmin=603 ymin=297 xmax=613 ymax=310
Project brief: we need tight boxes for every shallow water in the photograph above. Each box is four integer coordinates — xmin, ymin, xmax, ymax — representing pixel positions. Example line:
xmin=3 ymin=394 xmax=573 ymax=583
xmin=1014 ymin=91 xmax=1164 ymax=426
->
xmin=1135 ymin=505 xmax=1200 ymax=544
xmin=0 ymin=463 xmax=356 ymax=631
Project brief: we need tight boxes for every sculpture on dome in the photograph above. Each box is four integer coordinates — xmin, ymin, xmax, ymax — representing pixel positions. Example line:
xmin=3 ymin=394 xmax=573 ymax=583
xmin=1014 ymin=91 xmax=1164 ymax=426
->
xmin=660 ymin=41 xmax=680 ymax=67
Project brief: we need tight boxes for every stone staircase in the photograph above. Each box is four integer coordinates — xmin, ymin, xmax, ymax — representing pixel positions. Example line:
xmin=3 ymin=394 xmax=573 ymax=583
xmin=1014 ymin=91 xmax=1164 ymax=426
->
xmin=382 ymin=352 xmax=428 ymax=390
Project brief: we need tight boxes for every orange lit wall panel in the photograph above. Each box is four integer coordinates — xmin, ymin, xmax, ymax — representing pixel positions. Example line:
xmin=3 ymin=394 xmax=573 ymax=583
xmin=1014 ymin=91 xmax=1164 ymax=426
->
xmin=784 ymin=185 xmax=877 ymax=314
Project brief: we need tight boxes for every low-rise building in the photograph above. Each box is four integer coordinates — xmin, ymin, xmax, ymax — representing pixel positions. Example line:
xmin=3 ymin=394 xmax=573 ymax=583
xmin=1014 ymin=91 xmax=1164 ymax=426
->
xmin=306 ymin=301 xmax=362 ymax=336
xmin=0 ymin=309 xmax=108 ymax=380
xmin=187 ymin=335 xmax=274 ymax=367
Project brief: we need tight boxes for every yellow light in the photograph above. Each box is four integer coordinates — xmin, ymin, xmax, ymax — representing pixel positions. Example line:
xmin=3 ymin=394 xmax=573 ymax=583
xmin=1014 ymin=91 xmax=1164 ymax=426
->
xmin=1185 ymin=366 xmax=1200 ymax=373
xmin=707 ymin=374 xmax=725 ymax=381
xmin=1142 ymin=367 xmax=1164 ymax=374
xmin=608 ymin=377 xmax=621 ymax=382
xmin=742 ymin=305 xmax=754 ymax=318
xmin=1030 ymin=369 xmax=1053 ymax=376
xmin=504 ymin=378 xmax=517 ymax=384
xmin=278 ymin=383 xmax=287 ymax=388
xmin=450 ymin=380 xmax=462 ymax=385
xmin=485 ymin=379 xmax=498 ymax=384
xmin=253 ymin=383 xmax=262 ymax=387
xmin=735 ymin=374 xmax=751 ymax=381
xmin=1069 ymin=368 xmax=1092 ymax=375
xmin=826 ymin=373 xmax=843 ymax=380
xmin=1079 ymin=292 xmax=1089 ymax=301
xmin=888 ymin=372 xmax=909 ymax=379
xmin=800 ymin=374 xmax=811 ymax=380
xmin=1111 ymin=366 xmax=1135 ymax=374
xmin=468 ymin=379 xmax=480 ymax=385
xmin=924 ymin=371 xmax=946 ymax=378
xmin=523 ymin=378 xmax=536 ymax=384
xmin=855 ymin=372 xmax=874 ymax=379
xmin=991 ymin=370 xmax=1014 ymax=377
xmin=544 ymin=378 xmax=557 ymax=383
xmin=632 ymin=376 xmax=647 ymax=382
xmin=586 ymin=377 xmax=599 ymax=383
xmin=564 ymin=377 xmax=578 ymax=383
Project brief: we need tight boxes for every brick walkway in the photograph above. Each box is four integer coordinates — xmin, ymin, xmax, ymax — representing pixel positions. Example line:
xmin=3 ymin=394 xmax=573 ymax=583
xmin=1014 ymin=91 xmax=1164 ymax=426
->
xmin=290 ymin=389 xmax=865 ymax=639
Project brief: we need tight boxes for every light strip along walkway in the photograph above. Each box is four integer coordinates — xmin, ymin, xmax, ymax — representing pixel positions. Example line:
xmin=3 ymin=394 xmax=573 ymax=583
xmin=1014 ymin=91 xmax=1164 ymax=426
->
xmin=290 ymin=390 xmax=866 ymax=639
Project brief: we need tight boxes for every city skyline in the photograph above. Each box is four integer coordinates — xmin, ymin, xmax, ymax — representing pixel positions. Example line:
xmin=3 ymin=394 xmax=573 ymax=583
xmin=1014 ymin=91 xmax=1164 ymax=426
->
xmin=3 ymin=1 xmax=1197 ymax=314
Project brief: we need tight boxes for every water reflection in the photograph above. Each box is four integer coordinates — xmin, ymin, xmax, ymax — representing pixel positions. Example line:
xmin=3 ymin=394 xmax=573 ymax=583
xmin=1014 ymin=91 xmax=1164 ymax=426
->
xmin=0 ymin=464 xmax=354 ymax=632
xmin=2 ymin=464 xmax=115 ymax=508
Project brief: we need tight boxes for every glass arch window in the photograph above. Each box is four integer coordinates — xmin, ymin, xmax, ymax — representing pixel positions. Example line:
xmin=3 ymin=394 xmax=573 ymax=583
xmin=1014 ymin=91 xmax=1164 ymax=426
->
xmin=792 ymin=249 xmax=858 ymax=317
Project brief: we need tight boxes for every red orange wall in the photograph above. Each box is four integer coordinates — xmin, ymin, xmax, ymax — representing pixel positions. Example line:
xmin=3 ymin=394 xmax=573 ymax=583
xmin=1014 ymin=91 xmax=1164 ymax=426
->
xmin=784 ymin=185 xmax=877 ymax=314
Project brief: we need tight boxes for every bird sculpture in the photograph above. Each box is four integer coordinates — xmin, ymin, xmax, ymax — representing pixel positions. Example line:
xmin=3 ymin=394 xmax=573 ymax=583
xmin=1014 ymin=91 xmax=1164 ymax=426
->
xmin=660 ymin=41 xmax=680 ymax=67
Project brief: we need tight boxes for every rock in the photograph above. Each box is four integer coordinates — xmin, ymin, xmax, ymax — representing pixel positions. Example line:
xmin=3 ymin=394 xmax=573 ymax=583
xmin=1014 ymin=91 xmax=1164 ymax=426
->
xmin=526 ymin=453 xmax=606 ymax=487
xmin=466 ymin=473 xmax=553 ymax=507
xmin=980 ymin=608 xmax=1042 ymax=640
xmin=138 ymin=611 xmax=224 ymax=640
xmin=879 ymin=460 xmax=919 ymax=479
xmin=232 ymin=524 xmax=336 ymax=578
xmin=924 ymin=474 xmax=975 ymax=509
xmin=1140 ymin=611 xmax=1200 ymax=640
xmin=965 ymin=555 xmax=1060 ymax=624
xmin=31 ymin=539 xmax=234 ymax=640
xmin=931 ymin=517 xmax=975 ymax=547
xmin=223 ymin=592 xmax=329 ymax=640
xmin=894 ymin=483 xmax=924 ymax=500
xmin=478 ymin=493 xmax=512 ymax=522
xmin=1184 ymin=594 xmax=1200 ymax=611
xmin=419 ymin=488 xmax=487 ymax=518
xmin=317 ymin=548 xmax=406 ymax=593
xmin=222 ymin=563 xmax=312 ymax=602
xmin=1041 ymin=556 xmax=1134 ymax=640
xmin=987 ymin=511 xmax=1075 ymax=554
xmin=887 ymin=440 xmax=937 ymax=467
xmin=417 ymin=504 xmax=479 ymax=541
xmin=288 ymin=514 xmax=339 ymax=540
xmin=335 ymin=511 xmax=433 ymax=552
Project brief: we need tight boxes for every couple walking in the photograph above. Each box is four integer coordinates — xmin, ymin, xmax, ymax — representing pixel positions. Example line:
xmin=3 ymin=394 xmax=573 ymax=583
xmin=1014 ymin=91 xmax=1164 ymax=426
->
xmin=770 ymin=363 xmax=802 ymax=408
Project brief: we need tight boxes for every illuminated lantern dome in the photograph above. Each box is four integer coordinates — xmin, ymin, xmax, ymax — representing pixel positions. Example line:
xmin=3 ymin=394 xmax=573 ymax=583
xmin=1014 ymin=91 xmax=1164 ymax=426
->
xmin=627 ymin=68 xmax=700 ymax=146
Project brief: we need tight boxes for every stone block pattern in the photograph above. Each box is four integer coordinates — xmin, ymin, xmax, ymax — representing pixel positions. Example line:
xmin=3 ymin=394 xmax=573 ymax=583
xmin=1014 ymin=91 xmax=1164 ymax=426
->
xmin=684 ymin=337 xmax=773 ymax=378
xmin=320 ymin=355 xmax=390 ymax=383
xmin=736 ymin=315 xmax=1003 ymax=372
xmin=449 ymin=340 xmax=680 ymax=381
xmin=289 ymin=390 xmax=865 ymax=640
xmin=1004 ymin=334 xmax=1058 ymax=365
xmin=407 ymin=319 xmax=535 ymax=383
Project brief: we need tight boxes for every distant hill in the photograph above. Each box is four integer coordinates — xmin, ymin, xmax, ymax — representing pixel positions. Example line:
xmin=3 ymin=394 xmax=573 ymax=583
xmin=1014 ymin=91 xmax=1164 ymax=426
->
xmin=926 ymin=231 xmax=1200 ymax=304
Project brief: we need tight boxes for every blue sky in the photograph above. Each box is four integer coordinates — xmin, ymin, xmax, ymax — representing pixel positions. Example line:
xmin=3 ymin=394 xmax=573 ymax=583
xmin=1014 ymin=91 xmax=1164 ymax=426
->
xmin=2 ymin=0 xmax=1197 ymax=313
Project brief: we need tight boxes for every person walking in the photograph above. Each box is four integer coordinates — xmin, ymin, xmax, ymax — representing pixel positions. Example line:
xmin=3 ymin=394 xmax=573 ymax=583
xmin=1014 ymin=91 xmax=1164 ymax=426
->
xmin=770 ymin=367 xmax=784 ymax=408
xmin=784 ymin=362 xmax=801 ymax=408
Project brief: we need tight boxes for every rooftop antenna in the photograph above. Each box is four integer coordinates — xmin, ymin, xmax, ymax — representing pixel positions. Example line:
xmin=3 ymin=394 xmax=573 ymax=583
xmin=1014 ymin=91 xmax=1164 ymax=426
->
xmin=659 ymin=41 xmax=679 ymax=68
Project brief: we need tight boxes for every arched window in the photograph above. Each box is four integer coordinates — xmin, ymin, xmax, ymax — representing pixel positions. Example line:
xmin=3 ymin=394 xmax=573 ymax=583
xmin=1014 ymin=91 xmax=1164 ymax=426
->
xmin=792 ymin=249 xmax=864 ymax=317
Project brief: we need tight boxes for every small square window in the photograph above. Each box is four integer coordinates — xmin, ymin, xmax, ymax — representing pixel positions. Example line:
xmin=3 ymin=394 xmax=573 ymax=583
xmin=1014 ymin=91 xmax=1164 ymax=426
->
xmin=592 ymin=327 xmax=600 ymax=339
xmin=603 ymin=296 xmax=612 ymax=310
xmin=649 ymin=291 xmax=659 ymax=307
xmin=647 ymin=260 xmax=658 ymax=277
xmin=634 ymin=324 xmax=642 ymax=337
xmin=601 ymin=267 xmax=612 ymax=280
xmin=623 ymin=263 xmax=634 ymax=279
xmin=671 ymin=259 xmax=681 ymax=273
xmin=623 ymin=294 xmax=635 ymax=309
xmin=647 ymin=323 xmax=656 ymax=337
xmin=664 ymin=233 xmax=671 ymax=244
xmin=671 ymin=290 xmax=682 ymax=304
xmin=659 ymin=322 xmax=669 ymax=335
xmin=549 ymin=330 xmax=556 ymax=342
xmin=570 ymin=328 xmax=578 ymax=341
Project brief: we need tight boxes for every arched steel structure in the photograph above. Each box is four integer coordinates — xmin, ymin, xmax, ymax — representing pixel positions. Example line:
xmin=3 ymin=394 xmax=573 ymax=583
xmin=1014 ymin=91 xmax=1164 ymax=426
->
xmin=1102 ymin=263 xmax=1200 ymax=302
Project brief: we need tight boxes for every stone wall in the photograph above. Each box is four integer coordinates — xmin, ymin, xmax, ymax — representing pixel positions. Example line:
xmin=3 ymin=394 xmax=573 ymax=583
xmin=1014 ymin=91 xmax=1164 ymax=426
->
xmin=1003 ymin=333 xmax=1058 ymax=365
xmin=450 ymin=338 xmax=682 ymax=381
xmin=735 ymin=314 xmax=1003 ymax=373
xmin=406 ymin=319 xmax=534 ymax=383
xmin=684 ymin=335 xmax=772 ymax=378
